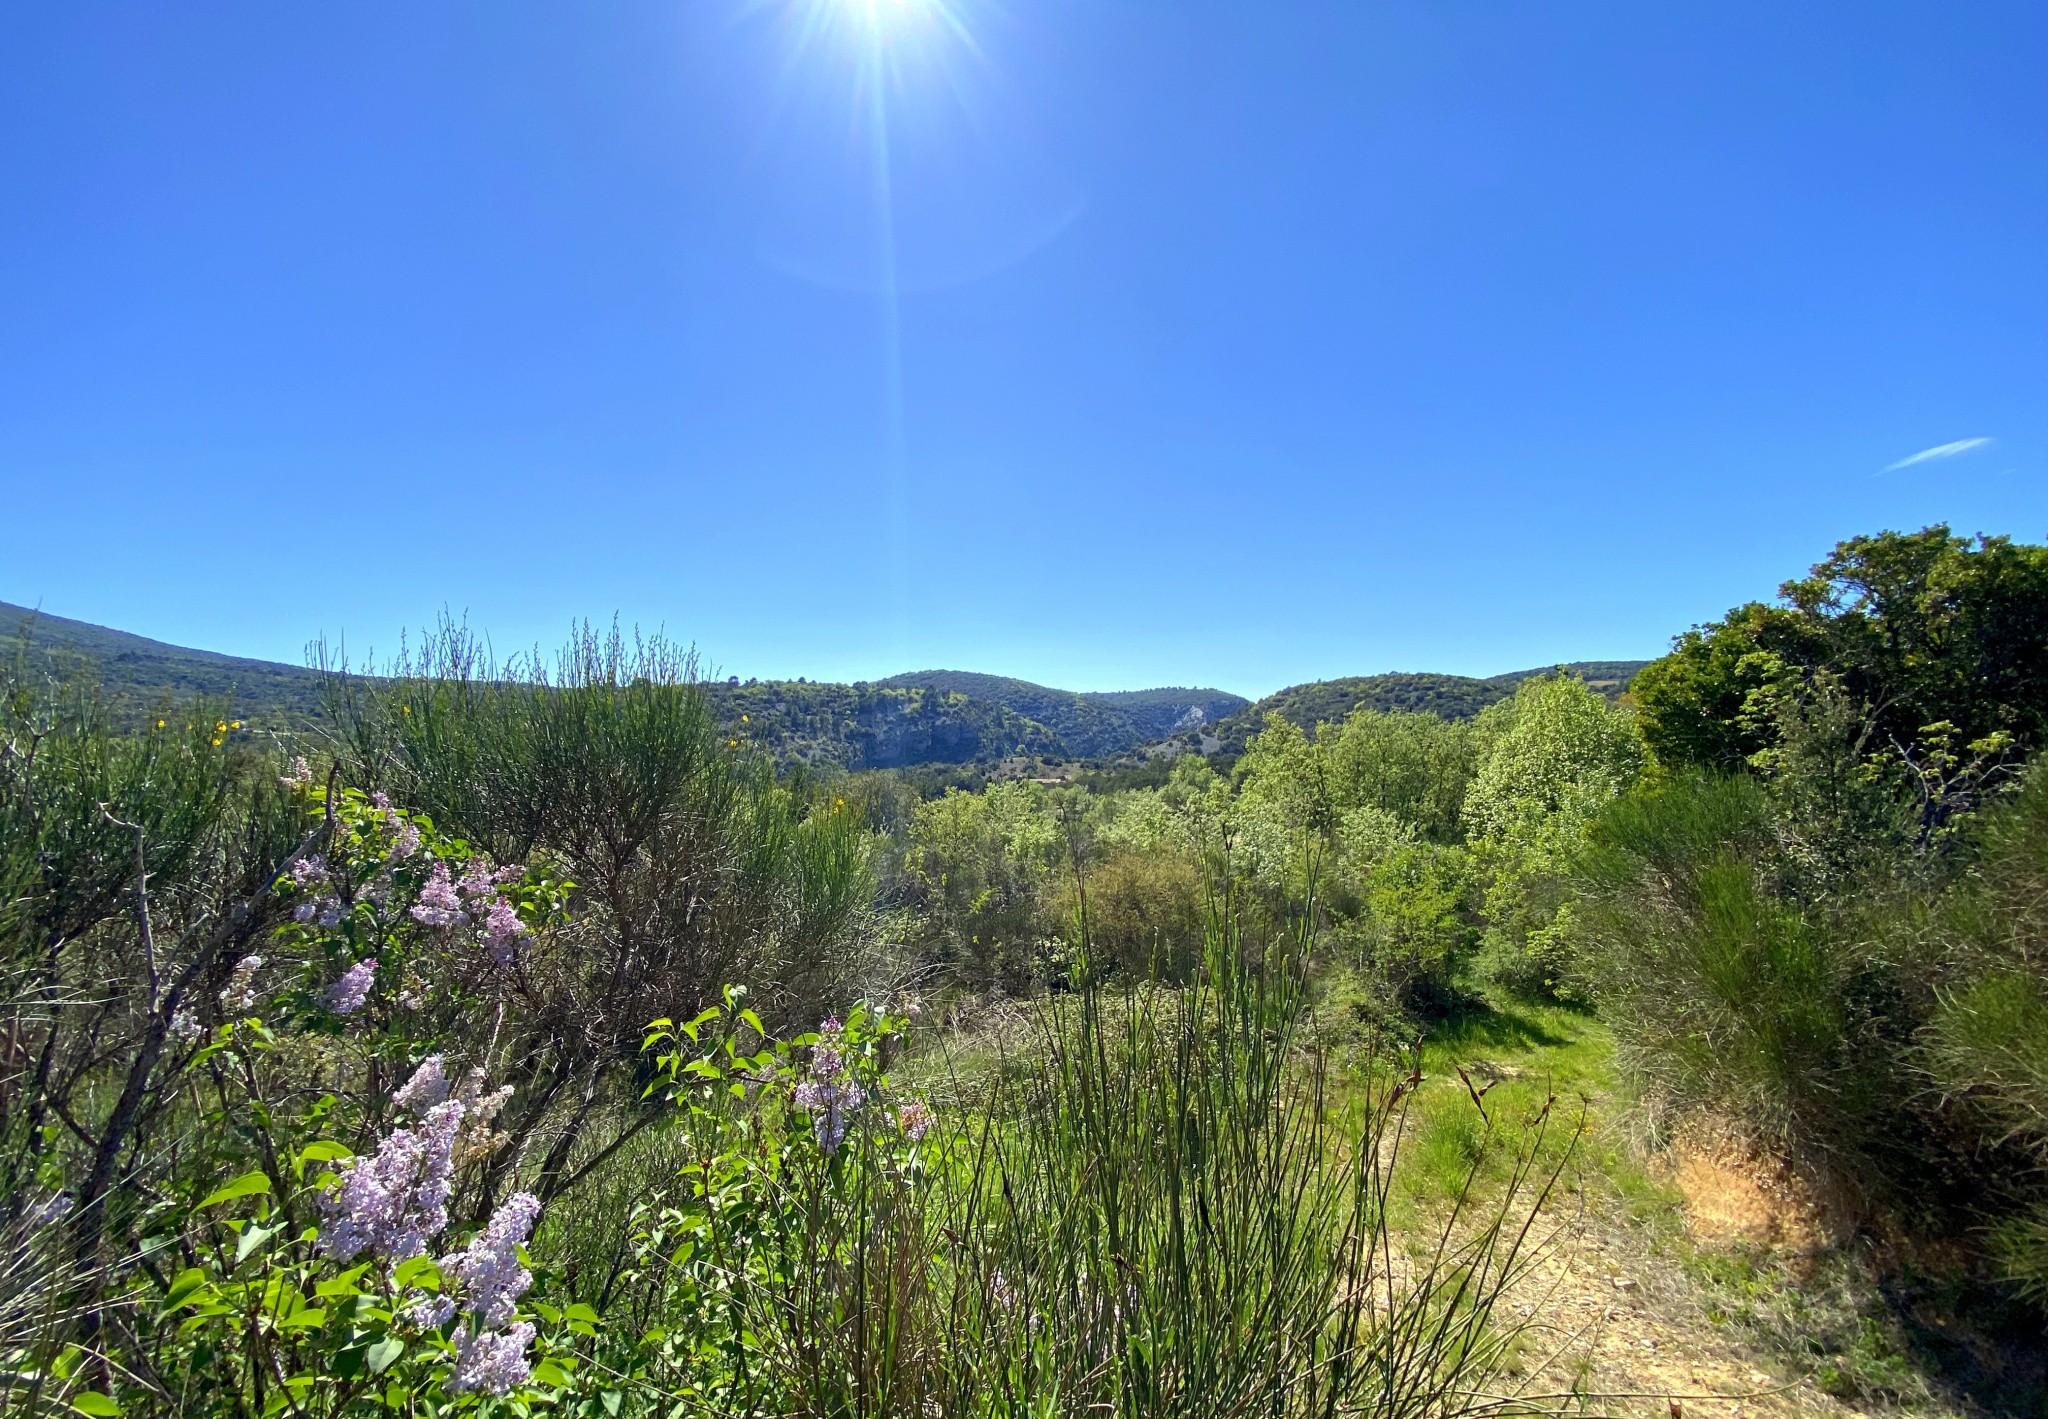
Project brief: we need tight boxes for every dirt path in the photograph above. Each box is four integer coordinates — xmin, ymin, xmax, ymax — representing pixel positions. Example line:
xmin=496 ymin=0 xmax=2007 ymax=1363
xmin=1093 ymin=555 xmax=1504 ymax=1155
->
xmin=1499 ymin=1144 xmax=1894 ymax=1419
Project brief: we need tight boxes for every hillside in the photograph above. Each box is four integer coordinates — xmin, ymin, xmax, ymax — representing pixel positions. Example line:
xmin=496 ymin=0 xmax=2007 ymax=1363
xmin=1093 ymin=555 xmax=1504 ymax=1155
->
xmin=1 ymin=601 xmax=330 ymax=725
xmin=1206 ymin=660 xmax=1650 ymax=756
xmin=877 ymin=670 xmax=1247 ymax=756
xmin=2 ymin=603 xmax=1643 ymax=772
xmin=707 ymin=679 xmax=1062 ymax=771
xmin=0 ymin=606 xmax=1099 ymax=768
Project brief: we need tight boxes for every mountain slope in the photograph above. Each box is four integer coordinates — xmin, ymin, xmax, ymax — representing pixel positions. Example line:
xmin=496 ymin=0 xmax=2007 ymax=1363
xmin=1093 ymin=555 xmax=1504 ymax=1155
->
xmin=2 ymin=601 xmax=330 ymax=724
xmin=707 ymin=680 xmax=1062 ymax=771
xmin=877 ymin=670 xmax=1247 ymax=756
xmin=1207 ymin=661 xmax=1651 ymax=756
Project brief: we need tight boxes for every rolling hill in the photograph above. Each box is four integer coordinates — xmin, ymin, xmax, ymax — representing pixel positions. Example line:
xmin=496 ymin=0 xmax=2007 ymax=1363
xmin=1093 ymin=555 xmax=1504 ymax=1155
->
xmin=0 ymin=602 xmax=1648 ymax=773
xmin=1204 ymin=661 xmax=1650 ymax=756
xmin=875 ymin=671 xmax=1247 ymax=756
xmin=2 ymin=601 xmax=330 ymax=725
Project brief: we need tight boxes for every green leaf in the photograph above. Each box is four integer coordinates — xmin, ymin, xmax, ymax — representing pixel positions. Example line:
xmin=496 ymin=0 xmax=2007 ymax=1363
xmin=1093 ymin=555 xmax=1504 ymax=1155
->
xmin=164 ymin=1268 xmax=212 ymax=1310
xmin=392 ymin=1256 xmax=441 ymax=1291
xmin=564 ymin=1303 xmax=600 ymax=1324
xmin=294 ymin=1140 xmax=353 ymax=1170
xmin=529 ymin=1361 xmax=569 ymax=1389
xmin=366 ymin=1337 xmax=405 ymax=1374
xmin=272 ymin=1308 xmax=327 ymax=1332
xmin=196 ymin=1171 xmax=271 ymax=1210
xmin=314 ymin=1264 xmax=369 ymax=1299
xmin=235 ymin=1221 xmax=282 ymax=1265
xmin=70 ymin=1394 xmax=121 ymax=1417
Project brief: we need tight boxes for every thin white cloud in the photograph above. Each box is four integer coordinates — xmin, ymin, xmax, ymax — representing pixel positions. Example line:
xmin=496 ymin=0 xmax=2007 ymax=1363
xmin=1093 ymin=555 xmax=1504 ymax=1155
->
xmin=1884 ymin=437 xmax=1993 ymax=472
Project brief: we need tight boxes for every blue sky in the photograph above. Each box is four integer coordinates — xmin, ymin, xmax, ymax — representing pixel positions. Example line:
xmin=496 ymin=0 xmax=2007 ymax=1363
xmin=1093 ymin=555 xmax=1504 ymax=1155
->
xmin=2 ymin=1 xmax=2042 ymax=697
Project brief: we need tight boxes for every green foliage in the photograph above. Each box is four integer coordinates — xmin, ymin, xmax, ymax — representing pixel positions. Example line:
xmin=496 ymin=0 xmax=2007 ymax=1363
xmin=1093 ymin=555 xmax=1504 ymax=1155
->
xmin=2 ymin=601 xmax=330 ymax=729
xmin=877 ymin=671 xmax=1247 ymax=756
xmin=713 ymin=677 xmax=1065 ymax=769
xmin=902 ymin=781 xmax=1066 ymax=993
xmin=580 ymin=917 xmax=1570 ymax=1418
xmin=1465 ymin=676 xmax=1645 ymax=997
xmin=328 ymin=622 xmax=875 ymax=1039
xmin=1919 ymin=764 xmax=2048 ymax=1296
xmin=1635 ymin=526 xmax=2048 ymax=772
xmin=1209 ymin=661 xmax=1647 ymax=759
xmin=1577 ymin=773 xmax=1898 ymax=1162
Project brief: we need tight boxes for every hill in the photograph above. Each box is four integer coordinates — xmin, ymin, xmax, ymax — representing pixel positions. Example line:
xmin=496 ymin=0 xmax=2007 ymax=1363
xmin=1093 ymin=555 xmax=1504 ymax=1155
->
xmin=706 ymin=679 xmax=1062 ymax=771
xmin=877 ymin=671 xmax=1247 ymax=756
xmin=1 ymin=602 xmax=1643 ymax=773
xmin=1206 ymin=661 xmax=1650 ymax=756
xmin=1 ymin=601 xmax=330 ymax=725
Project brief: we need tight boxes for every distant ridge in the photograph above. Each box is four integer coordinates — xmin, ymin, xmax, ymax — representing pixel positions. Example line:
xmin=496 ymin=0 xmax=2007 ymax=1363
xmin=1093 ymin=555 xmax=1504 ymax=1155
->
xmin=1 ymin=600 xmax=329 ymax=724
xmin=0 ymin=601 xmax=1646 ymax=771
xmin=876 ymin=671 xmax=1248 ymax=757
xmin=1205 ymin=661 xmax=1651 ymax=756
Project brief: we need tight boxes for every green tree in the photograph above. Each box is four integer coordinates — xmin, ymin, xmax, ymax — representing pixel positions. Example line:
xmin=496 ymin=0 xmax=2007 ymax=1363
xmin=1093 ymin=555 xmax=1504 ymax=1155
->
xmin=1635 ymin=527 xmax=2048 ymax=772
xmin=1467 ymin=675 xmax=1645 ymax=995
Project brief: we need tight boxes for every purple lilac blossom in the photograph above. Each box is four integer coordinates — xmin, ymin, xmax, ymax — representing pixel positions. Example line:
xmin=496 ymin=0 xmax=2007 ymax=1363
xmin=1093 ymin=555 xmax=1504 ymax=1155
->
xmin=294 ymin=896 xmax=342 ymax=926
xmin=316 ymin=1100 xmax=464 ymax=1262
xmin=392 ymin=1056 xmax=451 ymax=1112
xmin=411 ymin=862 xmax=468 ymax=928
xmin=289 ymin=855 xmax=328 ymax=889
xmin=168 ymin=1010 xmax=203 ymax=1042
xmin=482 ymin=898 xmax=527 ymax=965
xmin=323 ymin=958 xmax=378 ymax=1016
xmin=456 ymin=864 xmax=498 ymax=902
xmin=442 ymin=1192 xmax=541 ymax=1327
xmin=280 ymin=757 xmax=313 ymax=790
xmin=448 ymin=1322 xmax=536 ymax=1397
xmin=793 ymin=1077 xmax=866 ymax=1154
xmin=809 ymin=1040 xmax=844 ymax=1080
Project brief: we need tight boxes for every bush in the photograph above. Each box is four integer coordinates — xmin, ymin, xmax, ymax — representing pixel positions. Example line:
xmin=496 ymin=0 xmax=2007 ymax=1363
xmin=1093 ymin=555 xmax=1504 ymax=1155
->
xmin=1574 ymin=772 xmax=1905 ymax=1174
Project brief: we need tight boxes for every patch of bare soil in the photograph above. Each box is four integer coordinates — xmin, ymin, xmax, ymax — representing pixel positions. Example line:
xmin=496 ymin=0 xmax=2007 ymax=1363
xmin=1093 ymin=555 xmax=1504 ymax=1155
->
xmin=1490 ymin=1142 xmax=1909 ymax=1419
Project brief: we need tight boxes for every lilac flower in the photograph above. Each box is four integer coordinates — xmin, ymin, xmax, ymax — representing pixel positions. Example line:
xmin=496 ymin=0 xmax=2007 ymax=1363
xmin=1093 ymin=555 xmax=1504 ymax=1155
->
xmin=409 ymin=1293 xmax=457 ymax=1329
xmin=410 ymin=862 xmax=468 ymax=928
xmin=289 ymin=855 xmax=329 ymax=889
xmin=323 ymin=958 xmax=378 ymax=1016
xmin=793 ymin=1077 xmax=866 ymax=1154
xmin=809 ymin=1040 xmax=845 ymax=1081
xmin=442 ymin=1192 xmax=541 ymax=1328
xmin=392 ymin=1056 xmax=450 ymax=1112
xmin=316 ymin=1100 xmax=464 ymax=1262
xmin=280 ymin=757 xmax=314 ymax=790
xmin=896 ymin=1098 xmax=935 ymax=1142
xmin=219 ymin=955 xmax=263 ymax=1013
xmin=371 ymin=791 xmax=393 ymax=810
xmin=168 ymin=1009 xmax=204 ymax=1043
xmin=293 ymin=895 xmax=343 ymax=927
xmin=448 ymin=1321 xmax=535 ymax=1397
xmin=482 ymin=898 xmax=527 ymax=966
xmin=388 ymin=817 xmax=421 ymax=861
xmin=456 ymin=864 xmax=499 ymax=902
